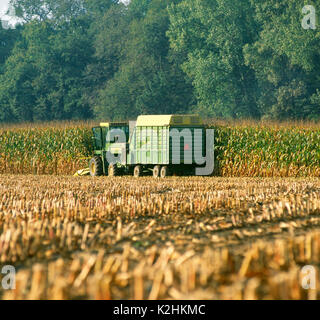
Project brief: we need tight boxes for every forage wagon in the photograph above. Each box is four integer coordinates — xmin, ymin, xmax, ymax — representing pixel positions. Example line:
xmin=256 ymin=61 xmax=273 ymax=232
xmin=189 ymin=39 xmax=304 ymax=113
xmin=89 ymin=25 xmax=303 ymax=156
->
xmin=89 ymin=114 xmax=212 ymax=178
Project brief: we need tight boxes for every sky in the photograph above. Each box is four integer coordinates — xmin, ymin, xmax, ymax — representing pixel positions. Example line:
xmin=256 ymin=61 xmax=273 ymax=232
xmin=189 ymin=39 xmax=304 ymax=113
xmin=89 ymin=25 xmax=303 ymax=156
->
xmin=0 ymin=0 xmax=19 ymax=29
xmin=0 ymin=0 xmax=10 ymax=17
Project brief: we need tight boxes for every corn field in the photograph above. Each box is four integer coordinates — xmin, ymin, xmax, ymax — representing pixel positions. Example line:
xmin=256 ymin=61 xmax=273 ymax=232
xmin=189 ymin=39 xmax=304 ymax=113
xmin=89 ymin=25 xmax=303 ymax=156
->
xmin=0 ymin=124 xmax=93 ymax=175
xmin=2 ymin=121 xmax=320 ymax=176
xmin=214 ymin=125 xmax=320 ymax=177
xmin=1 ymin=175 xmax=320 ymax=299
xmin=1 ymin=121 xmax=320 ymax=300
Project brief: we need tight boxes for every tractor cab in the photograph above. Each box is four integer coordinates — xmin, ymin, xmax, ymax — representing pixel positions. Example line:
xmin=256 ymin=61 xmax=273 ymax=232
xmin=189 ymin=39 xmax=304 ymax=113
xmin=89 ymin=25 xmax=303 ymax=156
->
xmin=90 ymin=122 xmax=129 ymax=176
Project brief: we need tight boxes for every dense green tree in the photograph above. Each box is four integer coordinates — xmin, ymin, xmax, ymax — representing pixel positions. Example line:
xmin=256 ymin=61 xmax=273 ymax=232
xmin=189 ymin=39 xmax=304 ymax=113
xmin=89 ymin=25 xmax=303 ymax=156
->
xmin=0 ymin=23 xmax=23 ymax=122
xmin=11 ymin=0 xmax=86 ymax=22
xmin=244 ymin=0 xmax=320 ymax=120
xmin=83 ymin=3 xmax=129 ymax=109
xmin=94 ymin=0 xmax=194 ymax=120
xmin=167 ymin=0 xmax=260 ymax=118
xmin=1 ymin=0 xmax=320 ymax=123
xmin=0 ymin=14 xmax=94 ymax=121
xmin=0 ymin=24 xmax=21 ymax=69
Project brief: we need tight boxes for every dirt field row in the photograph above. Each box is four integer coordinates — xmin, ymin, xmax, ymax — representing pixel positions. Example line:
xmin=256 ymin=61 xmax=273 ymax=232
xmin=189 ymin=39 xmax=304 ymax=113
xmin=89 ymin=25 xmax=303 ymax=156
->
xmin=0 ymin=175 xmax=320 ymax=299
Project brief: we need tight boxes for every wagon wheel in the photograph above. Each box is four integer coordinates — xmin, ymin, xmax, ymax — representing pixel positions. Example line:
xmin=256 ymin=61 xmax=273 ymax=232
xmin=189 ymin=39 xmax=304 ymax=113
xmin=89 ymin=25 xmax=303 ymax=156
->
xmin=160 ymin=166 xmax=169 ymax=178
xmin=89 ymin=156 xmax=103 ymax=176
xmin=133 ymin=165 xmax=142 ymax=177
xmin=153 ymin=165 xmax=161 ymax=178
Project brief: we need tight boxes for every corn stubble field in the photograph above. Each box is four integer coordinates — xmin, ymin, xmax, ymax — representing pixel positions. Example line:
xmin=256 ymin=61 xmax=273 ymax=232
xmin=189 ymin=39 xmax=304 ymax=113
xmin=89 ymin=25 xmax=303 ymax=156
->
xmin=1 ymin=175 xmax=320 ymax=300
xmin=1 ymin=121 xmax=320 ymax=300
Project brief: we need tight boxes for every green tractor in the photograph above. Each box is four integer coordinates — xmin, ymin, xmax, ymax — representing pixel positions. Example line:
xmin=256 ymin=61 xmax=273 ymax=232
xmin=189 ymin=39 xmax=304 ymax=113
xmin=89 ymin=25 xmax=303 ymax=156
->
xmin=90 ymin=121 xmax=130 ymax=177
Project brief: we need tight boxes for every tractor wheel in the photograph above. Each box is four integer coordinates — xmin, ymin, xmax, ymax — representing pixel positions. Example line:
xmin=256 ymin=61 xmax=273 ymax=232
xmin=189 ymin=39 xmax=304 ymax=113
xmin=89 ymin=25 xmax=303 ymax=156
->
xmin=153 ymin=165 xmax=161 ymax=178
xmin=160 ymin=166 xmax=169 ymax=178
xmin=108 ymin=163 xmax=119 ymax=177
xmin=133 ymin=165 xmax=142 ymax=177
xmin=89 ymin=156 xmax=103 ymax=176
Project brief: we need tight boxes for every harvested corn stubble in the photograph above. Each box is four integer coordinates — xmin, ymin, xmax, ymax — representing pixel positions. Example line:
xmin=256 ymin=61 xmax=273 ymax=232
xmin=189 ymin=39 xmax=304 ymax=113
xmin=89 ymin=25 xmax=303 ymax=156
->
xmin=0 ymin=175 xmax=320 ymax=299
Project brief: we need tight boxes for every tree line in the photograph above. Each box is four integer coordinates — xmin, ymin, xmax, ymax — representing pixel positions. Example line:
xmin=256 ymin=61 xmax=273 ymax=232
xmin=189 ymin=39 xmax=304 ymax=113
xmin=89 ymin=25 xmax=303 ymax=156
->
xmin=0 ymin=0 xmax=319 ymax=123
